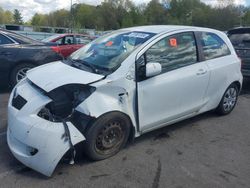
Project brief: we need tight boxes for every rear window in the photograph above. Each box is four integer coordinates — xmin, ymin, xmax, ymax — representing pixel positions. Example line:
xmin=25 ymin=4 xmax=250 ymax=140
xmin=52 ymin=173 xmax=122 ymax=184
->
xmin=228 ymin=33 xmax=250 ymax=47
xmin=6 ymin=32 xmax=41 ymax=44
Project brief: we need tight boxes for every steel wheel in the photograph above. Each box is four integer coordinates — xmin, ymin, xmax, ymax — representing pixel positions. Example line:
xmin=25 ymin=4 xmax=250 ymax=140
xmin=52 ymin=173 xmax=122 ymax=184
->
xmin=95 ymin=121 xmax=124 ymax=155
xmin=83 ymin=112 xmax=131 ymax=161
xmin=223 ymin=87 xmax=237 ymax=112
xmin=16 ymin=67 xmax=31 ymax=83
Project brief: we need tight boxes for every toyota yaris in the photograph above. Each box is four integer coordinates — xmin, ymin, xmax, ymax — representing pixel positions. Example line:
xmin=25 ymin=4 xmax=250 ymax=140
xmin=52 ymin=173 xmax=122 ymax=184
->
xmin=7 ymin=26 xmax=242 ymax=176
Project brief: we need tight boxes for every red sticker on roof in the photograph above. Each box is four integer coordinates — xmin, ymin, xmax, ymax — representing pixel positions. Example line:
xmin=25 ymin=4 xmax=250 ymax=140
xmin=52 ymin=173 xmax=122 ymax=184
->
xmin=105 ymin=41 xmax=113 ymax=46
xmin=169 ymin=38 xmax=177 ymax=47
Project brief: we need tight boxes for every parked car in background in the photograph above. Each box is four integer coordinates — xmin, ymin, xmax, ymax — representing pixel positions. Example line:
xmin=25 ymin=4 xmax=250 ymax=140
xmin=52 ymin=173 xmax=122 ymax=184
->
xmin=228 ymin=27 xmax=250 ymax=77
xmin=7 ymin=25 xmax=242 ymax=177
xmin=0 ymin=29 xmax=63 ymax=88
xmin=42 ymin=34 xmax=95 ymax=58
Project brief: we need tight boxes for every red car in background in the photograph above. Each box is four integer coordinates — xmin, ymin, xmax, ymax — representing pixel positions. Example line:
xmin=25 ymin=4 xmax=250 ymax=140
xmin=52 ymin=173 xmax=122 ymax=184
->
xmin=42 ymin=33 xmax=95 ymax=57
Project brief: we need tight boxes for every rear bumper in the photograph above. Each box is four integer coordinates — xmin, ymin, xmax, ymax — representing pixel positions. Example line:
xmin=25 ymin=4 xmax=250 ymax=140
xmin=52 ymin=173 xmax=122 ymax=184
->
xmin=7 ymin=79 xmax=85 ymax=176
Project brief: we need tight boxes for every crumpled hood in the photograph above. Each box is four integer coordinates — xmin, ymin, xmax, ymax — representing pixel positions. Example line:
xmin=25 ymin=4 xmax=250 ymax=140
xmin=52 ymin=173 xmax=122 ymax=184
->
xmin=27 ymin=61 xmax=104 ymax=92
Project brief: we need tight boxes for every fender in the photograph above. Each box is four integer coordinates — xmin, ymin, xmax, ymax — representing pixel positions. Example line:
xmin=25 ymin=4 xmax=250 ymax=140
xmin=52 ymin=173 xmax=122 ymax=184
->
xmin=75 ymin=83 xmax=138 ymax=135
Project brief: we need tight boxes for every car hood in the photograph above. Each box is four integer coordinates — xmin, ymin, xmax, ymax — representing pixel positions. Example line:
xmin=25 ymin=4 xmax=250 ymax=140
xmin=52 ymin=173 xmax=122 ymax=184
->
xmin=26 ymin=61 xmax=105 ymax=92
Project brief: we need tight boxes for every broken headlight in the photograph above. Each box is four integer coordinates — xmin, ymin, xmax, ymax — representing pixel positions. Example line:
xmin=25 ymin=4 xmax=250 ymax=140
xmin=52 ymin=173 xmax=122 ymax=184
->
xmin=38 ymin=84 xmax=95 ymax=121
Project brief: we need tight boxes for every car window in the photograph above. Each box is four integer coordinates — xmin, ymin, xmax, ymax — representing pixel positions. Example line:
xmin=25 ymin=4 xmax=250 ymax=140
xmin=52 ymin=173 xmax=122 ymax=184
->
xmin=64 ymin=36 xmax=74 ymax=45
xmin=228 ymin=33 xmax=250 ymax=48
xmin=75 ymin=35 xmax=92 ymax=45
xmin=201 ymin=32 xmax=230 ymax=60
xmin=145 ymin=32 xmax=197 ymax=74
xmin=6 ymin=32 xmax=40 ymax=44
xmin=0 ymin=34 xmax=14 ymax=45
xmin=55 ymin=37 xmax=63 ymax=45
xmin=70 ymin=30 xmax=155 ymax=72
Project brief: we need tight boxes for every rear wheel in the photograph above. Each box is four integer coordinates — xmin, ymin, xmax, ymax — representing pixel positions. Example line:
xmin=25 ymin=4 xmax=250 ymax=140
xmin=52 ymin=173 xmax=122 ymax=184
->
xmin=83 ymin=112 xmax=131 ymax=160
xmin=10 ymin=63 xmax=35 ymax=87
xmin=216 ymin=83 xmax=239 ymax=115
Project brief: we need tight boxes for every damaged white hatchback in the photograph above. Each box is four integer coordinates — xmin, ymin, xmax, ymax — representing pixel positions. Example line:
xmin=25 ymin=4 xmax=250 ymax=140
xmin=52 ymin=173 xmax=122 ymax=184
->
xmin=7 ymin=25 xmax=243 ymax=176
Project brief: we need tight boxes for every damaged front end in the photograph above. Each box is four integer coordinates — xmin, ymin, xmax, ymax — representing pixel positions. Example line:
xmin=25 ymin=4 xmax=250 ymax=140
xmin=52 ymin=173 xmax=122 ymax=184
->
xmin=7 ymin=79 xmax=96 ymax=176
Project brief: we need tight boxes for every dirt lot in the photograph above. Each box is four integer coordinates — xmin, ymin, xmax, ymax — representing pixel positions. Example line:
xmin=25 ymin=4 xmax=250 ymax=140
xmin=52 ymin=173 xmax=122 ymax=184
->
xmin=0 ymin=80 xmax=249 ymax=188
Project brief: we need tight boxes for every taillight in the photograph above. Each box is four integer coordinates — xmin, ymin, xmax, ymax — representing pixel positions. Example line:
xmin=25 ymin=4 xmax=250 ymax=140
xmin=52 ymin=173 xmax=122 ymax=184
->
xmin=51 ymin=46 xmax=60 ymax=54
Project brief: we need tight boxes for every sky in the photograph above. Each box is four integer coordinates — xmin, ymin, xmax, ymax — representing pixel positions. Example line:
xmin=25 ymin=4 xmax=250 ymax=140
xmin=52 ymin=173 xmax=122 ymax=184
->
xmin=0 ymin=0 xmax=249 ymax=22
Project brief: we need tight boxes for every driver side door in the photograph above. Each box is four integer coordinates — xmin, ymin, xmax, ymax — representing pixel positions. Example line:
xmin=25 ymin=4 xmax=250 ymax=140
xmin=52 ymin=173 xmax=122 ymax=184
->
xmin=137 ymin=32 xmax=210 ymax=132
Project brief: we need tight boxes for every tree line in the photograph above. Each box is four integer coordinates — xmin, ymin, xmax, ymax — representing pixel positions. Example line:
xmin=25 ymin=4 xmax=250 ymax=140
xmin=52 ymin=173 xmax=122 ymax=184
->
xmin=1 ymin=0 xmax=250 ymax=31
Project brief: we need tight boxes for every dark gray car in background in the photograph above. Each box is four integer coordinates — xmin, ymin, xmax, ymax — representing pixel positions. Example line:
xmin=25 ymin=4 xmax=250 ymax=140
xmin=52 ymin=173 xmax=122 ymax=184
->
xmin=0 ymin=29 xmax=63 ymax=88
xmin=228 ymin=27 xmax=250 ymax=77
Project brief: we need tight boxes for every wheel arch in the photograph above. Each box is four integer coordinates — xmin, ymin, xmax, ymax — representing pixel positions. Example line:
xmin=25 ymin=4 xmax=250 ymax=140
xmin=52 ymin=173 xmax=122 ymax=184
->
xmin=231 ymin=80 xmax=242 ymax=92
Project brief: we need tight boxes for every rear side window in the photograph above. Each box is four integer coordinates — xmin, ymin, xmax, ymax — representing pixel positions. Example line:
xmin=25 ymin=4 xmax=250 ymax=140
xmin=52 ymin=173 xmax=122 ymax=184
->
xmin=201 ymin=32 xmax=230 ymax=60
xmin=0 ymin=34 xmax=14 ymax=45
xmin=145 ymin=32 xmax=197 ymax=74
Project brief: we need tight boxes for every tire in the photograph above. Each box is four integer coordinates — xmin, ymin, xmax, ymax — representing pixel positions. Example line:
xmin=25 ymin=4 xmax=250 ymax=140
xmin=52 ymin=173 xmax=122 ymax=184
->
xmin=216 ymin=83 xmax=239 ymax=115
xmin=83 ymin=112 xmax=131 ymax=161
xmin=10 ymin=63 xmax=35 ymax=88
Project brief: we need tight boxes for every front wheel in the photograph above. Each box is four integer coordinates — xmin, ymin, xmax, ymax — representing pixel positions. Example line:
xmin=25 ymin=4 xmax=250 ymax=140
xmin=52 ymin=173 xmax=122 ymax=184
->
xmin=216 ymin=83 xmax=239 ymax=115
xmin=83 ymin=112 xmax=131 ymax=161
xmin=10 ymin=63 xmax=35 ymax=87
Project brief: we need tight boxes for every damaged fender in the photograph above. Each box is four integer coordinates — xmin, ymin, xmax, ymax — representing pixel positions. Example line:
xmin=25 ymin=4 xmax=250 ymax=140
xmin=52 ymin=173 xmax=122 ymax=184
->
xmin=76 ymin=79 xmax=137 ymax=133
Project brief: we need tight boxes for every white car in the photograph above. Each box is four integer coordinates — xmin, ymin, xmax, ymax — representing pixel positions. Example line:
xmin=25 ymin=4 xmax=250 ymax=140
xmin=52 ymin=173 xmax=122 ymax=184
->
xmin=7 ymin=25 xmax=242 ymax=176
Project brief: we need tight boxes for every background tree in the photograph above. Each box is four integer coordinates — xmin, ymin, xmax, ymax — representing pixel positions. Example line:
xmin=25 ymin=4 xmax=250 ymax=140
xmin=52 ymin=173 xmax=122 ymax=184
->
xmin=0 ymin=7 xmax=13 ymax=24
xmin=1 ymin=0 xmax=249 ymax=31
xmin=13 ymin=9 xmax=23 ymax=24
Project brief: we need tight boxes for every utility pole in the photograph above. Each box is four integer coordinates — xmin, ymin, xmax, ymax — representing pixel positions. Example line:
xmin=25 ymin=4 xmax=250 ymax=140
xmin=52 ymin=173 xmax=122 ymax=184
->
xmin=70 ymin=0 xmax=73 ymax=33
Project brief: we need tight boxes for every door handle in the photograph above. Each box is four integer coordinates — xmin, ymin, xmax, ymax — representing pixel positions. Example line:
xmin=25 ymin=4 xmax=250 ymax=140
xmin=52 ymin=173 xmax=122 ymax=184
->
xmin=196 ymin=69 xmax=207 ymax=75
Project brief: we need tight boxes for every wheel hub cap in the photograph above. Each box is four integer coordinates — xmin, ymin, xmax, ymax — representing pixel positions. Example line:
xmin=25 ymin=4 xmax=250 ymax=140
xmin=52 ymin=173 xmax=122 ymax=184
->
xmin=223 ymin=87 xmax=237 ymax=112
xmin=16 ymin=67 xmax=31 ymax=83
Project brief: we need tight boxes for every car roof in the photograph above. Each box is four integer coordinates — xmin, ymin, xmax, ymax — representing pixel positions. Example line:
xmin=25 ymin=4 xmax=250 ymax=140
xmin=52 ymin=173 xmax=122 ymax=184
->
xmin=228 ymin=27 xmax=250 ymax=34
xmin=119 ymin=25 xmax=216 ymax=34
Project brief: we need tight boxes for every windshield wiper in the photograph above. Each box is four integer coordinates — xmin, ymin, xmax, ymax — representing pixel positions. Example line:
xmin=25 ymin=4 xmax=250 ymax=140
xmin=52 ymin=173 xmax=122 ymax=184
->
xmin=73 ymin=59 xmax=99 ymax=74
xmin=67 ymin=58 xmax=99 ymax=74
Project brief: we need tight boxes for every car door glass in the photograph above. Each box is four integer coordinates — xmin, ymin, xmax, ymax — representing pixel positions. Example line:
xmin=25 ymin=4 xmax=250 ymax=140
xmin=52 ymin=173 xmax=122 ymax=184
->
xmin=201 ymin=32 xmax=230 ymax=60
xmin=145 ymin=32 xmax=197 ymax=74
xmin=64 ymin=36 xmax=74 ymax=45
xmin=75 ymin=36 xmax=91 ymax=45
xmin=0 ymin=34 xmax=14 ymax=45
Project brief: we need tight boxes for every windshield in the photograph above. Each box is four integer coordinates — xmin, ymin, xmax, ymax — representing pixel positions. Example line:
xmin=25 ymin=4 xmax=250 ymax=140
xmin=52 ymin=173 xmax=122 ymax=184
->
xmin=42 ymin=34 xmax=61 ymax=42
xmin=68 ymin=30 xmax=155 ymax=74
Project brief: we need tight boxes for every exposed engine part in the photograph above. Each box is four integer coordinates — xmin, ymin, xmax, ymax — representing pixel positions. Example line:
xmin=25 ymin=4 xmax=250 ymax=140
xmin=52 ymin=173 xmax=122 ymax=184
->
xmin=38 ymin=84 xmax=95 ymax=121
xmin=46 ymin=84 xmax=96 ymax=119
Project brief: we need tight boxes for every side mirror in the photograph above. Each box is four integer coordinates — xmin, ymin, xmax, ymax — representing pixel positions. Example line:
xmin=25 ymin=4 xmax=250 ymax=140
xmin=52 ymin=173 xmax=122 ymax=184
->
xmin=146 ymin=62 xmax=162 ymax=77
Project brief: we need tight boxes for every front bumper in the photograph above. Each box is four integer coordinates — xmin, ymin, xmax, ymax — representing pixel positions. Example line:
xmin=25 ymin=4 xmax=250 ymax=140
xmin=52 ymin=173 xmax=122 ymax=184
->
xmin=7 ymin=79 xmax=85 ymax=176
